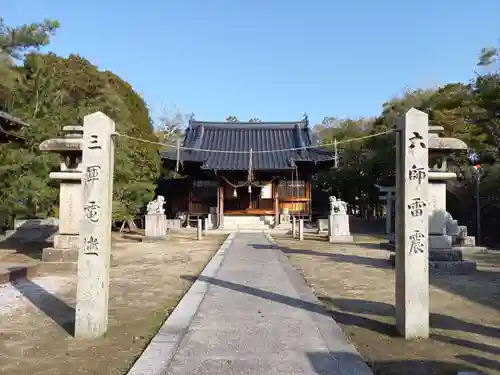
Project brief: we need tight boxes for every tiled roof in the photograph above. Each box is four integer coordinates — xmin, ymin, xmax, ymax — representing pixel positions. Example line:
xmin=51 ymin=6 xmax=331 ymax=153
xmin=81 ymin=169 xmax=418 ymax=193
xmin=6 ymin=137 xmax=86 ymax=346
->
xmin=162 ymin=120 xmax=335 ymax=170
xmin=0 ymin=111 xmax=29 ymax=142
xmin=0 ymin=111 xmax=29 ymax=128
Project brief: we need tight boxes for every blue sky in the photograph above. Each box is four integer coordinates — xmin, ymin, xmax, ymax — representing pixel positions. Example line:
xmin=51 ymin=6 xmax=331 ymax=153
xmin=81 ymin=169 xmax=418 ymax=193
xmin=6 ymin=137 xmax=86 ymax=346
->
xmin=4 ymin=1 xmax=500 ymax=127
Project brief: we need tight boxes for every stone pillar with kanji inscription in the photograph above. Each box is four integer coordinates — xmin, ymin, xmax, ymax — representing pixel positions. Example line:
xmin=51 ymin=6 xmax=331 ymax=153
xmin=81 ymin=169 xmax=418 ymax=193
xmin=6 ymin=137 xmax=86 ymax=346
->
xmin=75 ymin=112 xmax=115 ymax=339
xmin=395 ymin=108 xmax=430 ymax=340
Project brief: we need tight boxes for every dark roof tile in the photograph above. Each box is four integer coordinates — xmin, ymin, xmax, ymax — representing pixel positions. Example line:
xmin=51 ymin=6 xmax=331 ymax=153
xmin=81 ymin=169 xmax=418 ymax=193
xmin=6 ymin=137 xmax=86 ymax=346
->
xmin=162 ymin=120 xmax=334 ymax=170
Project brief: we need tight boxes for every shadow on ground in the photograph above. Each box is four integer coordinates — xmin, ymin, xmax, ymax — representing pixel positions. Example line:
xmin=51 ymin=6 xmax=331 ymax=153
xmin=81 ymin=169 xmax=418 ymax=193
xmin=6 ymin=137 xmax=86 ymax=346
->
xmin=307 ymin=351 xmax=484 ymax=375
xmin=0 ymin=240 xmax=48 ymax=260
xmin=12 ymin=278 xmax=75 ymax=336
xmin=268 ymin=235 xmax=500 ymax=313
xmin=181 ymin=274 xmax=327 ymax=315
xmin=322 ymin=297 xmax=500 ymax=342
xmin=181 ymin=273 xmax=500 ymax=359
xmin=182 ymin=262 xmax=500 ymax=375
xmin=431 ymin=267 xmax=500 ymax=313
xmin=251 ymin=243 xmax=392 ymax=270
xmin=305 ymin=351 xmax=372 ymax=374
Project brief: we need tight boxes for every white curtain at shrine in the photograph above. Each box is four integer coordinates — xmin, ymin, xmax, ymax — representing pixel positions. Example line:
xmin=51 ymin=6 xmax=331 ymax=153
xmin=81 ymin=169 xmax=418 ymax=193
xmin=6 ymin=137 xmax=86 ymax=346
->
xmin=260 ymin=182 xmax=273 ymax=199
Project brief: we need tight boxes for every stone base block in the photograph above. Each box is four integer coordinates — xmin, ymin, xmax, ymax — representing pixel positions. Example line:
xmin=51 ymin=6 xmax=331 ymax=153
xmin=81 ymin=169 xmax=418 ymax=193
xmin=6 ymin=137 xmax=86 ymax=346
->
xmin=329 ymin=235 xmax=354 ymax=243
xmin=429 ymin=235 xmax=452 ymax=249
xmin=53 ymin=234 xmax=79 ymax=250
xmin=42 ymin=247 xmax=78 ymax=262
xmin=145 ymin=213 xmax=167 ymax=238
xmin=316 ymin=218 xmax=328 ymax=233
xmin=389 ymin=254 xmax=477 ymax=273
xmin=429 ymin=249 xmax=463 ymax=262
xmin=429 ymin=260 xmax=477 ymax=273
xmin=41 ymin=247 xmax=78 ymax=273
xmin=462 ymin=236 xmax=476 ymax=246
xmin=453 ymin=246 xmax=488 ymax=255
xmin=39 ymin=261 xmax=77 ymax=273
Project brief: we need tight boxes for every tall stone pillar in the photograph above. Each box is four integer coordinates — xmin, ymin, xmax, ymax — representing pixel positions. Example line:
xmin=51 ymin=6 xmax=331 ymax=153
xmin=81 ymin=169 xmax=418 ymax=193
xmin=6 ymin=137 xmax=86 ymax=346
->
xmin=75 ymin=112 xmax=115 ymax=339
xmin=395 ymin=108 xmax=430 ymax=340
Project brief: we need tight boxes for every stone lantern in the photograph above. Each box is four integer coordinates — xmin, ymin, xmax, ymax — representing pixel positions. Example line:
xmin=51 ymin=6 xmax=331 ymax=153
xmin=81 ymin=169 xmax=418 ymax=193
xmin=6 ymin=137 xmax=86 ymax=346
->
xmin=39 ymin=125 xmax=84 ymax=271
xmin=427 ymin=125 xmax=476 ymax=271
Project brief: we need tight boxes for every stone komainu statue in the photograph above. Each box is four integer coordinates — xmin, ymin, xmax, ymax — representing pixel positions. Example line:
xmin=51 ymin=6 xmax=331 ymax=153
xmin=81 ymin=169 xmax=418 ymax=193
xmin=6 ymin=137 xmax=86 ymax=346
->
xmin=147 ymin=195 xmax=166 ymax=214
xmin=329 ymin=196 xmax=347 ymax=214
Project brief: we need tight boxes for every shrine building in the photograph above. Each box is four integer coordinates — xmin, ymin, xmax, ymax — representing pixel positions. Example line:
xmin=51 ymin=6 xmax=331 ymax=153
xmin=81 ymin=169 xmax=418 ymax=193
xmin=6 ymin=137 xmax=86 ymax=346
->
xmin=0 ymin=111 xmax=28 ymax=144
xmin=160 ymin=118 xmax=336 ymax=229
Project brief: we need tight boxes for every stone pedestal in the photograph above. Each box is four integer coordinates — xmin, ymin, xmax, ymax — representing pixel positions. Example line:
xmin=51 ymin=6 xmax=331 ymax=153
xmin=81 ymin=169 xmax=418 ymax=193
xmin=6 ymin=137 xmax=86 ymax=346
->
xmin=41 ymin=179 xmax=82 ymax=272
xmin=144 ymin=213 xmax=167 ymax=241
xmin=454 ymin=225 xmax=484 ymax=250
xmin=328 ymin=213 xmax=353 ymax=243
xmin=427 ymin=177 xmax=477 ymax=272
xmin=298 ymin=218 xmax=304 ymax=241
xmin=203 ymin=218 xmax=208 ymax=236
xmin=197 ymin=219 xmax=202 ymax=240
xmin=41 ymin=234 xmax=79 ymax=268
xmin=316 ymin=218 xmax=328 ymax=234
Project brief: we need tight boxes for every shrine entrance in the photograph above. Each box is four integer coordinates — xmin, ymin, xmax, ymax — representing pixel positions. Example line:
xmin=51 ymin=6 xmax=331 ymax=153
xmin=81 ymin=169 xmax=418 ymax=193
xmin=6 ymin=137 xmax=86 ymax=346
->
xmin=223 ymin=179 xmax=275 ymax=216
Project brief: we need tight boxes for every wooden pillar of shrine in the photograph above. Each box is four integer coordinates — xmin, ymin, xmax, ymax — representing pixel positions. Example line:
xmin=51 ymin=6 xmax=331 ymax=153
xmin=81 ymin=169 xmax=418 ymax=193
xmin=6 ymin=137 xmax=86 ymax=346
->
xmin=218 ymin=180 xmax=224 ymax=228
xmin=274 ymin=180 xmax=280 ymax=225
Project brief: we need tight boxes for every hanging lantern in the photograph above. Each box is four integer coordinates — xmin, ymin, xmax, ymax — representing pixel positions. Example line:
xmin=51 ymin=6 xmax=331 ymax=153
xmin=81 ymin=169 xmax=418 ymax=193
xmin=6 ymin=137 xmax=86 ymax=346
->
xmin=248 ymin=185 xmax=252 ymax=193
xmin=233 ymin=188 xmax=238 ymax=197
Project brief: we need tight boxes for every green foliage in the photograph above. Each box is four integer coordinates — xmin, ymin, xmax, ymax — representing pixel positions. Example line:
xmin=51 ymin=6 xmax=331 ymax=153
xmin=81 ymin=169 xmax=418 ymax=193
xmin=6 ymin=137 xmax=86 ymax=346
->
xmin=225 ymin=115 xmax=239 ymax=123
xmin=313 ymin=50 xmax=500 ymax=245
xmin=478 ymin=46 xmax=499 ymax=67
xmin=0 ymin=18 xmax=160 ymax=227
xmin=0 ymin=17 xmax=60 ymax=61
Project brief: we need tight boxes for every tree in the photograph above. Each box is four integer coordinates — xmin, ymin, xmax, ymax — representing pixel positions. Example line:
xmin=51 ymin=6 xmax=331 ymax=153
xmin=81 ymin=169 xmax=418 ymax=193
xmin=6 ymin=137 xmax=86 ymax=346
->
xmin=478 ymin=46 xmax=499 ymax=67
xmin=225 ymin=115 xmax=239 ymax=123
xmin=312 ymin=44 xmax=500 ymax=243
xmin=0 ymin=17 xmax=60 ymax=61
xmin=0 ymin=19 xmax=161 ymax=228
xmin=0 ymin=18 xmax=60 ymax=112
xmin=156 ymin=106 xmax=189 ymax=146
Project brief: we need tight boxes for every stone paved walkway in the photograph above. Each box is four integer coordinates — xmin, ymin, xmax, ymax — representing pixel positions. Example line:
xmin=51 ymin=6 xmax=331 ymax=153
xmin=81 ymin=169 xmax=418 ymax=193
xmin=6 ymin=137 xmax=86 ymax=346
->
xmin=164 ymin=233 xmax=373 ymax=375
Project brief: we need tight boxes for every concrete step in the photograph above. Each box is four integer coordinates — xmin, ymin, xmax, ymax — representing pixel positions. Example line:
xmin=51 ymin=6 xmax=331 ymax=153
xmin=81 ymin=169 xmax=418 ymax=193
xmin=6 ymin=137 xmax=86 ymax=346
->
xmin=223 ymin=216 xmax=275 ymax=230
